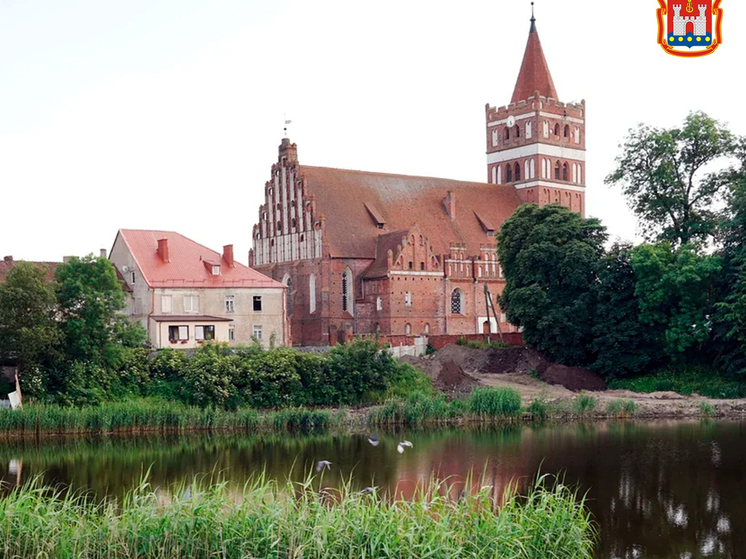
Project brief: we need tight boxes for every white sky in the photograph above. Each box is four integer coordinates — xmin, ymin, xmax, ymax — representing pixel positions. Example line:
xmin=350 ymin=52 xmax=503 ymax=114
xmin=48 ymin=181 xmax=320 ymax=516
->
xmin=2 ymin=0 xmax=743 ymax=264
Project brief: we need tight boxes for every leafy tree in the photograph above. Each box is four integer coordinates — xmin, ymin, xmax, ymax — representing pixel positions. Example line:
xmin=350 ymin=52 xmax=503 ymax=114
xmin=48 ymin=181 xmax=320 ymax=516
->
xmin=712 ymin=155 xmax=746 ymax=376
xmin=497 ymin=204 xmax=607 ymax=366
xmin=606 ymin=111 xmax=738 ymax=247
xmin=631 ymin=243 xmax=721 ymax=361
xmin=589 ymin=244 xmax=659 ymax=380
xmin=0 ymin=262 xmax=59 ymax=394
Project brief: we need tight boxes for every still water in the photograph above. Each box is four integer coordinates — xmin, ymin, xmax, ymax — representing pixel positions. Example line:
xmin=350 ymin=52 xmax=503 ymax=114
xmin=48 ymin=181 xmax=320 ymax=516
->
xmin=0 ymin=420 xmax=744 ymax=559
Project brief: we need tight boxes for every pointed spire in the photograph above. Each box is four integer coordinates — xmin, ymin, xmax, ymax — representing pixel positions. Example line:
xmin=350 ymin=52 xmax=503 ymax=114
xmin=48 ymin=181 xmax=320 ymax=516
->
xmin=510 ymin=4 xmax=558 ymax=104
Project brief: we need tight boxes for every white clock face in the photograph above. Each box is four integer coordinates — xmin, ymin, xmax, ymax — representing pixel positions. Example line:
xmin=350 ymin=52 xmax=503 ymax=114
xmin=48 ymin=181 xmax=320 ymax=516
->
xmin=507 ymin=116 xmax=516 ymax=128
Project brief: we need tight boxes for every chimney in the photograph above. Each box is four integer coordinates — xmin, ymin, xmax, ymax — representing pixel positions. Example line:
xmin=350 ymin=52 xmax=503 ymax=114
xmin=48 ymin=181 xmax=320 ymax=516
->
xmin=278 ymin=138 xmax=298 ymax=164
xmin=157 ymin=238 xmax=170 ymax=263
xmin=100 ymin=248 xmax=107 ymax=259
xmin=222 ymin=244 xmax=234 ymax=267
xmin=3 ymin=256 xmax=12 ymax=264
xmin=443 ymin=191 xmax=456 ymax=220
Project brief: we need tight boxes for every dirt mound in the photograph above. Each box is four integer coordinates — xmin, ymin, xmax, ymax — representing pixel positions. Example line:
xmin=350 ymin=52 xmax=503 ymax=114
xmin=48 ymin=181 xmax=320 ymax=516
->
xmin=403 ymin=345 xmax=606 ymax=393
xmin=539 ymin=363 xmax=606 ymax=392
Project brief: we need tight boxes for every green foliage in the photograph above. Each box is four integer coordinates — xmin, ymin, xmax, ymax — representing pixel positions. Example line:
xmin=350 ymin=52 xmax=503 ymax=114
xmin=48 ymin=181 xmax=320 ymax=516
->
xmin=589 ymin=244 xmax=657 ymax=380
xmin=572 ymin=394 xmax=597 ymax=417
xmin=631 ymin=243 xmax=721 ymax=359
xmin=700 ymin=401 xmax=716 ymax=417
xmin=0 ymin=262 xmax=59 ymax=394
xmin=605 ymin=399 xmax=636 ymax=417
xmin=270 ymin=408 xmax=332 ymax=430
xmin=466 ymin=339 xmax=513 ymax=349
xmin=0 ymin=473 xmax=595 ymax=559
xmin=608 ymin=366 xmax=746 ymax=399
xmin=466 ymin=387 xmax=522 ymax=418
xmin=605 ymin=111 xmax=738 ymax=247
xmin=526 ymin=398 xmax=548 ymax=421
xmin=498 ymin=204 xmax=607 ymax=366
xmin=368 ymin=391 xmax=457 ymax=426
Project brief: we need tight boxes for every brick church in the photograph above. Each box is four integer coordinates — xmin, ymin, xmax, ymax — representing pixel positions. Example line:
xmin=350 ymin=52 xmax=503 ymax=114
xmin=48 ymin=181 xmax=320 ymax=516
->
xmin=249 ymin=13 xmax=586 ymax=346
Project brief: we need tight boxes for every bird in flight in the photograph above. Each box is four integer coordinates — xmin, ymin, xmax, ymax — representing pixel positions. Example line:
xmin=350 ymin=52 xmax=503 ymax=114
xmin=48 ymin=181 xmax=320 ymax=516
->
xmin=316 ymin=460 xmax=332 ymax=472
xmin=397 ymin=441 xmax=413 ymax=454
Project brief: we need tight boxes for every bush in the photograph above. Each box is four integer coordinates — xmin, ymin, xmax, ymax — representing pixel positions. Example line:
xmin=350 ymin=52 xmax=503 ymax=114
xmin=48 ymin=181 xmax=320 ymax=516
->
xmin=467 ymin=387 xmax=522 ymax=418
xmin=608 ymin=366 xmax=746 ymax=399
xmin=526 ymin=398 xmax=549 ymax=420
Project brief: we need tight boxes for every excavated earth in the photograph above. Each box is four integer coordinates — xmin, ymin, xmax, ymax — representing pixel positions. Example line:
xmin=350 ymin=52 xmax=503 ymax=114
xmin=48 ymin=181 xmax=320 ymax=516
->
xmin=400 ymin=345 xmax=746 ymax=418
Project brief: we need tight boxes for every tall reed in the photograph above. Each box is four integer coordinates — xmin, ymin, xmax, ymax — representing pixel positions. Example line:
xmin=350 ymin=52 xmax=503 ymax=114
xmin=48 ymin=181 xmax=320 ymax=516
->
xmin=466 ymin=387 xmax=522 ymax=419
xmin=0 ymin=474 xmax=595 ymax=558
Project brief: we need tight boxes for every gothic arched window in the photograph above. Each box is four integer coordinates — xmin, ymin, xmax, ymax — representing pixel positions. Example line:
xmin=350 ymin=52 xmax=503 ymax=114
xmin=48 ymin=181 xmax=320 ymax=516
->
xmin=309 ymin=273 xmax=316 ymax=313
xmin=564 ymin=125 xmax=570 ymax=138
xmin=554 ymin=123 xmax=560 ymax=136
xmin=554 ymin=161 xmax=561 ymax=180
xmin=514 ymin=162 xmax=521 ymax=181
xmin=506 ymin=164 xmax=513 ymax=183
xmin=451 ymin=289 xmax=464 ymax=314
xmin=526 ymin=121 xmax=532 ymax=139
xmin=505 ymin=127 xmax=510 ymax=141
xmin=376 ymin=296 xmax=382 ymax=311
xmin=562 ymin=162 xmax=569 ymax=181
xmin=341 ymin=267 xmax=353 ymax=313
xmin=515 ymin=125 xmax=520 ymax=138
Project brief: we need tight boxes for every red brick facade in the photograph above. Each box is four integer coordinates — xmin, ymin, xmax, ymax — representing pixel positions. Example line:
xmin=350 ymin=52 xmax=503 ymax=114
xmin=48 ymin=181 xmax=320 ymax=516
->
xmin=249 ymin=17 xmax=584 ymax=346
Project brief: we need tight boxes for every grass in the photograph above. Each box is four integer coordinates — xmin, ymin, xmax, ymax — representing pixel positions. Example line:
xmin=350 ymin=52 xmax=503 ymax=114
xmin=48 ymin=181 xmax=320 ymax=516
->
xmin=467 ymin=387 xmax=522 ymax=419
xmin=526 ymin=398 xmax=549 ymax=420
xmin=700 ymin=401 xmax=717 ymax=417
xmin=573 ymin=394 xmax=597 ymax=417
xmin=0 ymin=474 xmax=596 ymax=559
xmin=605 ymin=399 xmax=637 ymax=418
xmin=368 ymin=391 xmax=459 ymax=426
xmin=608 ymin=366 xmax=746 ymax=399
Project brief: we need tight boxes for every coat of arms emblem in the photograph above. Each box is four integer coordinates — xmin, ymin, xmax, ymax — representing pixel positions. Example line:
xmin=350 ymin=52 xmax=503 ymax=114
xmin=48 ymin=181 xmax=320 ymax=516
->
xmin=657 ymin=0 xmax=722 ymax=57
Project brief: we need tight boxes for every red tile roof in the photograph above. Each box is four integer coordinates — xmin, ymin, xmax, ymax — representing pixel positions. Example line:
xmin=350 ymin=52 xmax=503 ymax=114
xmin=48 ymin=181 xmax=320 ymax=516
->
xmin=299 ymin=166 xmax=522 ymax=260
xmin=511 ymin=20 xmax=558 ymax=103
xmin=0 ymin=257 xmax=58 ymax=282
xmin=115 ymin=230 xmax=285 ymax=289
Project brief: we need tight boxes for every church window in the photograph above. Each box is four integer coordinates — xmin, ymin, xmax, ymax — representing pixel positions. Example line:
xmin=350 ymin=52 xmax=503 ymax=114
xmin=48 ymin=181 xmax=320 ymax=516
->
xmin=506 ymin=165 xmax=513 ymax=183
xmin=505 ymin=127 xmax=510 ymax=141
xmin=277 ymin=222 xmax=281 ymax=231
xmin=405 ymin=291 xmax=412 ymax=306
xmin=376 ymin=296 xmax=382 ymax=311
xmin=491 ymin=129 xmax=498 ymax=147
xmin=491 ymin=166 xmax=497 ymax=184
xmin=564 ymin=125 xmax=570 ymax=138
xmin=291 ymin=218 xmax=296 ymax=229
xmin=420 ymin=262 xmax=425 ymax=271
xmin=530 ymin=159 xmax=535 ymax=179
xmin=309 ymin=273 xmax=317 ymax=313
xmin=577 ymin=164 xmax=582 ymax=183
xmin=525 ymin=161 xmax=530 ymax=181
xmin=574 ymin=127 xmax=580 ymax=144
xmin=405 ymin=323 xmax=412 ymax=336
xmin=562 ymin=162 xmax=568 ymax=181
xmin=543 ymin=120 xmax=549 ymax=138
xmin=408 ymin=261 xmax=413 ymax=270
xmin=554 ymin=124 xmax=560 ymax=136
xmin=515 ymin=125 xmax=520 ymax=138
xmin=514 ymin=163 xmax=521 ymax=182
xmin=554 ymin=161 xmax=561 ymax=180
xmin=451 ymin=289 xmax=464 ymax=314
xmin=496 ymin=166 xmax=502 ymax=185
xmin=526 ymin=121 xmax=532 ymax=139
xmin=342 ymin=267 xmax=353 ymax=314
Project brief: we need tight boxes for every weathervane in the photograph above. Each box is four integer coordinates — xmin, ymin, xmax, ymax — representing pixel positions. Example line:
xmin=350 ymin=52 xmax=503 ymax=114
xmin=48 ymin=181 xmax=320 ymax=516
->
xmin=283 ymin=115 xmax=292 ymax=138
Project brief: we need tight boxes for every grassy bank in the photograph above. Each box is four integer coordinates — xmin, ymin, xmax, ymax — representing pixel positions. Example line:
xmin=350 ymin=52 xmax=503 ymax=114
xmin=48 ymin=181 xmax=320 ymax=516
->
xmin=0 ymin=475 xmax=595 ymax=559
xmin=608 ymin=366 xmax=746 ymax=399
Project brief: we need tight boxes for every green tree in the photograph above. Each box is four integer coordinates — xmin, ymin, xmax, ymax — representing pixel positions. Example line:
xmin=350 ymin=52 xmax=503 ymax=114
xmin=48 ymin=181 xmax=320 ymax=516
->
xmin=606 ymin=111 xmax=738 ymax=247
xmin=0 ymin=262 xmax=59 ymax=394
xmin=631 ymin=243 xmax=720 ymax=360
xmin=497 ymin=204 xmax=607 ymax=366
xmin=589 ymin=244 xmax=658 ymax=380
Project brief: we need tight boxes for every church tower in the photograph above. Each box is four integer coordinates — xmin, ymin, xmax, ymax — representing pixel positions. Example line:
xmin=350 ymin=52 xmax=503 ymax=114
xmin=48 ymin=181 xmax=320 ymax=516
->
xmin=485 ymin=9 xmax=586 ymax=215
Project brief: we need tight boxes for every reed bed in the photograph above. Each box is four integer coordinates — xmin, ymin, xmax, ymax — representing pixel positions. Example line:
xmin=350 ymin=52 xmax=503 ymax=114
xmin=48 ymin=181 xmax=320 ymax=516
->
xmin=466 ymin=387 xmax=523 ymax=419
xmin=0 ymin=474 xmax=595 ymax=559
xmin=367 ymin=391 xmax=462 ymax=426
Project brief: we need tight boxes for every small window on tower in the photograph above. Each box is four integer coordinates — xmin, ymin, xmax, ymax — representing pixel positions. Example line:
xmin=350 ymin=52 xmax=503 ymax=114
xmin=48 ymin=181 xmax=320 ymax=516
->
xmin=514 ymin=162 xmax=521 ymax=181
xmin=564 ymin=125 xmax=570 ymax=138
xmin=554 ymin=124 xmax=560 ymax=136
xmin=506 ymin=164 xmax=513 ymax=183
xmin=505 ymin=127 xmax=510 ymax=141
xmin=515 ymin=125 xmax=520 ymax=138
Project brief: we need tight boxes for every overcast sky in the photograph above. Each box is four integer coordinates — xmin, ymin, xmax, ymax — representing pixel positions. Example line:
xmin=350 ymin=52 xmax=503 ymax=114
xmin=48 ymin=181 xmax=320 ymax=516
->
xmin=2 ymin=0 xmax=743 ymax=264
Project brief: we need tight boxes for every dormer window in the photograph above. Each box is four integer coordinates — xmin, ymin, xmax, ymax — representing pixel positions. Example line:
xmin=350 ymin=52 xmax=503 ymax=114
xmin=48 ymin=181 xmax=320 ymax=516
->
xmin=212 ymin=265 xmax=220 ymax=275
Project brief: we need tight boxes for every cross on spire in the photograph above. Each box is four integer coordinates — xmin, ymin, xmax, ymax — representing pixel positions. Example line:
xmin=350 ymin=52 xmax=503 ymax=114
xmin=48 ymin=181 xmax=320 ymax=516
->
xmin=530 ymin=2 xmax=536 ymax=33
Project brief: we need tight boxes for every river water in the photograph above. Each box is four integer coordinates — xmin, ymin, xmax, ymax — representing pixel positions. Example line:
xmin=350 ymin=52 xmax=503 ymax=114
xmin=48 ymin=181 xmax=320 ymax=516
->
xmin=0 ymin=420 xmax=743 ymax=559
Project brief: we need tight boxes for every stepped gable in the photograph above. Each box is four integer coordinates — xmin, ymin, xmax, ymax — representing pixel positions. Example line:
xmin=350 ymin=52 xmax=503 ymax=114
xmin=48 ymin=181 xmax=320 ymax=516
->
xmin=114 ymin=229 xmax=283 ymax=288
xmin=511 ymin=15 xmax=558 ymax=103
xmin=298 ymin=166 xmax=522 ymax=259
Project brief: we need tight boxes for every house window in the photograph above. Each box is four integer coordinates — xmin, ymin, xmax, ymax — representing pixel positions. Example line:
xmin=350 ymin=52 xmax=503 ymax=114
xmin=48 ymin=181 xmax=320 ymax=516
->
xmin=212 ymin=265 xmax=220 ymax=276
xmin=184 ymin=295 xmax=199 ymax=313
xmin=225 ymin=296 xmax=235 ymax=313
xmin=161 ymin=295 xmax=172 ymax=314
xmin=405 ymin=292 xmax=412 ymax=306
xmin=253 ymin=325 xmax=263 ymax=341
xmin=130 ymin=271 xmax=136 ymax=285
xmin=228 ymin=326 xmax=235 ymax=341
xmin=451 ymin=289 xmax=464 ymax=314
xmin=253 ymin=296 xmax=262 ymax=312
xmin=168 ymin=325 xmax=189 ymax=342
xmin=376 ymin=296 xmax=383 ymax=311
xmin=195 ymin=325 xmax=215 ymax=341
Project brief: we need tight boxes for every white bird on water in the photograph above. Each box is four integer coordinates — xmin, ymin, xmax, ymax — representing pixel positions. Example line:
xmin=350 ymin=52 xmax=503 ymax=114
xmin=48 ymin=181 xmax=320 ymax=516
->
xmin=397 ymin=441 xmax=413 ymax=454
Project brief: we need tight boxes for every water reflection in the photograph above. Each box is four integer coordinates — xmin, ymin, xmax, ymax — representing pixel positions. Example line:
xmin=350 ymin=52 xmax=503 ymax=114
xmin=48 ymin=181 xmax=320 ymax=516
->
xmin=0 ymin=420 xmax=745 ymax=558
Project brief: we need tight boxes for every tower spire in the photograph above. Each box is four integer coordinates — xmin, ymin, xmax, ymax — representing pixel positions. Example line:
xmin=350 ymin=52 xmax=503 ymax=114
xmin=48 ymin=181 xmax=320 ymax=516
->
xmin=510 ymin=3 xmax=558 ymax=104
